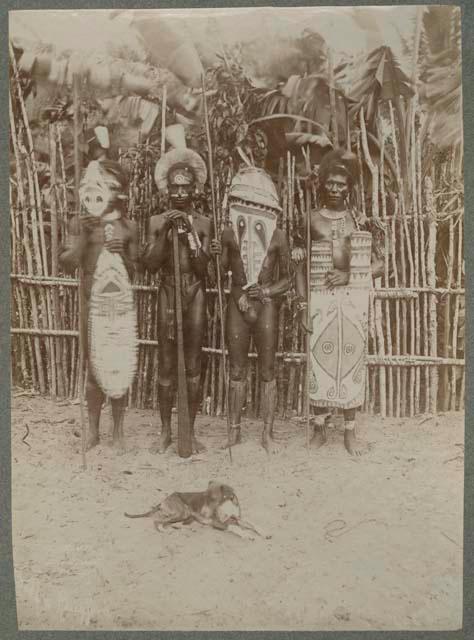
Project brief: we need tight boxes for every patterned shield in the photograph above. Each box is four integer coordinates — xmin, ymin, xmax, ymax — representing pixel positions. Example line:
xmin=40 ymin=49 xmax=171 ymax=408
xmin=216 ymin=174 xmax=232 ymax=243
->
xmin=228 ymin=167 xmax=281 ymax=284
xmin=89 ymin=250 xmax=138 ymax=399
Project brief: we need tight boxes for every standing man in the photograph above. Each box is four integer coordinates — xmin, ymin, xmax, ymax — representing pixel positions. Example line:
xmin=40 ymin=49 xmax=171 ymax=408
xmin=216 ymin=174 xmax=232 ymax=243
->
xmin=59 ymin=158 xmax=138 ymax=452
xmin=211 ymin=166 xmax=291 ymax=454
xmin=141 ymin=128 xmax=211 ymax=455
xmin=294 ymin=149 xmax=383 ymax=456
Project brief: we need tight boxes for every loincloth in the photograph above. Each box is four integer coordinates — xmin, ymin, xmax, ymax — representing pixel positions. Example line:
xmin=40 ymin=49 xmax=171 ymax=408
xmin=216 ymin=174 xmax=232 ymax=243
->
xmin=161 ymin=272 xmax=203 ymax=341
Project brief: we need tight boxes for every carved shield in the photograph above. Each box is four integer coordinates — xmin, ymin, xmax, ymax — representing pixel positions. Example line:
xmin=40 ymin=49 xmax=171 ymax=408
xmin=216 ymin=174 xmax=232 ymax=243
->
xmin=229 ymin=203 xmax=277 ymax=284
xmin=228 ymin=167 xmax=281 ymax=284
xmin=89 ymin=250 xmax=138 ymax=399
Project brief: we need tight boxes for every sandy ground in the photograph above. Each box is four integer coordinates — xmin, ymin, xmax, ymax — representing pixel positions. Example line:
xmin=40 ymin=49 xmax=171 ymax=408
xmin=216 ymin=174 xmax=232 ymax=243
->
xmin=11 ymin=392 xmax=464 ymax=631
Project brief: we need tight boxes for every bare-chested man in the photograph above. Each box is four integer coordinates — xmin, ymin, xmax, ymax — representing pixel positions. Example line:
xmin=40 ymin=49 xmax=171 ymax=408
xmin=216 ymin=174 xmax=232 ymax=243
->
xmin=141 ymin=136 xmax=211 ymax=455
xmin=294 ymin=149 xmax=383 ymax=456
xmin=211 ymin=167 xmax=291 ymax=454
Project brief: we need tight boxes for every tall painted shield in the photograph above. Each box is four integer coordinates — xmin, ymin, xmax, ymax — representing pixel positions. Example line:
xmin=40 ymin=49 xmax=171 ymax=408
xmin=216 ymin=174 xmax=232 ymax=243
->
xmin=228 ymin=167 xmax=281 ymax=284
xmin=88 ymin=248 xmax=138 ymax=399
xmin=80 ymin=160 xmax=138 ymax=399
xmin=308 ymin=233 xmax=372 ymax=409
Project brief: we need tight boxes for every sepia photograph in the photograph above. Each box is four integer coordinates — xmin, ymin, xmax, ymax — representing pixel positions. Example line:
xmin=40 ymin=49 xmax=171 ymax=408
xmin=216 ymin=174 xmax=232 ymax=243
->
xmin=8 ymin=4 xmax=464 ymax=631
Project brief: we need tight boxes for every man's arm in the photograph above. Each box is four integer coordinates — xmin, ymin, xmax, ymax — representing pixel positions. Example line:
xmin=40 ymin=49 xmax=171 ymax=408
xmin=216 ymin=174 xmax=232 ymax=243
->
xmin=209 ymin=225 xmax=233 ymax=275
xmin=58 ymin=217 xmax=87 ymax=274
xmin=371 ymin=246 xmax=384 ymax=280
xmin=188 ymin=216 xmax=211 ymax=280
xmin=121 ymin=220 xmax=139 ymax=279
xmin=246 ymin=230 xmax=292 ymax=302
xmin=140 ymin=214 xmax=168 ymax=274
xmin=264 ymin=229 xmax=292 ymax=298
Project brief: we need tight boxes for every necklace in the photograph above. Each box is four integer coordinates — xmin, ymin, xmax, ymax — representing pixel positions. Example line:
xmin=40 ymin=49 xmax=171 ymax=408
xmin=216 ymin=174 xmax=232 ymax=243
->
xmin=319 ymin=208 xmax=347 ymax=246
xmin=318 ymin=207 xmax=347 ymax=221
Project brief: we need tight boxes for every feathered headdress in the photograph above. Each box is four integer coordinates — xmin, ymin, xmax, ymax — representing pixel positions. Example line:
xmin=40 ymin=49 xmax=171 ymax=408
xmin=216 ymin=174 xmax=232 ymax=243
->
xmin=154 ymin=124 xmax=207 ymax=193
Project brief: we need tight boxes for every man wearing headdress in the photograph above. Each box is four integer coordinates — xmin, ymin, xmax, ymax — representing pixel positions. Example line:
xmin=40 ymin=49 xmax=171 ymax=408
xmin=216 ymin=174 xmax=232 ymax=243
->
xmin=294 ymin=149 xmax=383 ymax=456
xmin=210 ymin=166 xmax=291 ymax=454
xmin=141 ymin=126 xmax=211 ymax=455
xmin=59 ymin=156 xmax=138 ymax=452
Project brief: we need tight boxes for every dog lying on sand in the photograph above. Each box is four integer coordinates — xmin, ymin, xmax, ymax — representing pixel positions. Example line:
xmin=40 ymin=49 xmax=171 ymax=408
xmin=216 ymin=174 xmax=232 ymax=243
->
xmin=124 ymin=481 xmax=270 ymax=540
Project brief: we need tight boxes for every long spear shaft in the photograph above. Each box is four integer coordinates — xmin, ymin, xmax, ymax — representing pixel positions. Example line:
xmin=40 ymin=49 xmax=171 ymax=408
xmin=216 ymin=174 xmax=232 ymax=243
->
xmin=73 ymin=73 xmax=87 ymax=470
xmin=305 ymin=182 xmax=312 ymax=451
xmin=201 ymin=75 xmax=232 ymax=463
xmin=304 ymin=148 xmax=312 ymax=451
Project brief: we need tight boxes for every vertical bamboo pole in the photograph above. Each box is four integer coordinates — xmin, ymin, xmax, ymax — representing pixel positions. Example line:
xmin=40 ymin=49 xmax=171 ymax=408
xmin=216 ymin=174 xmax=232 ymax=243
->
xmin=24 ymin=148 xmax=54 ymax=395
xmin=356 ymin=137 xmax=367 ymax=221
xmin=328 ymin=47 xmax=339 ymax=149
xmin=277 ymin=182 xmax=287 ymax=416
xmin=442 ymin=216 xmax=454 ymax=410
xmin=417 ymin=120 xmax=429 ymax=413
xmin=161 ymin=84 xmax=167 ymax=155
xmin=379 ymin=122 xmax=393 ymax=416
xmin=11 ymin=45 xmax=56 ymax=397
xmin=411 ymin=112 xmax=421 ymax=415
xmin=450 ymin=217 xmax=463 ymax=410
xmin=9 ymin=92 xmax=46 ymax=393
xmin=286 ymin=156 xmax=298 ymax=415
xmin=390 ymin=205 xmax=401 ymax=418
xmin=425 ymin=176 xmax=438 ymax=412
xmin=360 ymin=109 xmax=386 ymax=416
xmin=10 ymin=190 xmax=29 ymax=385
xmin=73 ymin=73 xmax=86 ymax=470
xmin=215 ymin=176 xmax=224 ymax=416
xmin=405 ymin=6 xmax=424 ymax=155
xmin=390 ymin=101 xmax=409 ymax=416
xmin=305 ymin=171 xmax=312 ymax=450
xmin=49 ymin=124 xmax=66 ymax=398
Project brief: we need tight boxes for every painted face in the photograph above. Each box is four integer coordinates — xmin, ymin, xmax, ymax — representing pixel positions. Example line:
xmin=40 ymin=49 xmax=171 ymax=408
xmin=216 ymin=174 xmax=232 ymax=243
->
xmin=168 ymin=165 xmax=195 ymax=209
xmin=324 ymin=171 xmax=349 ymax=209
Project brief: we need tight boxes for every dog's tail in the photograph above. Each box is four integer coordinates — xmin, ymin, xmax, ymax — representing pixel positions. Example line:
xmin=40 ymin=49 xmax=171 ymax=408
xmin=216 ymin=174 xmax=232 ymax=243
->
xmin=124 ymin=505 xmax=161 ymax=518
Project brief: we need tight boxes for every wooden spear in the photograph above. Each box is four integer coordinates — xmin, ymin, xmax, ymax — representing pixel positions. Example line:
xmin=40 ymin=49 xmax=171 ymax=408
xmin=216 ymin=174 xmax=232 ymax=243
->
xmin=304 ymin=147 xmax=312 ymax=450
xmin=73 ymin=72 xmax=87 ymax=470
xmin=201 ymin=74 xmax=232 ymax=462
xmin=305 ymin=181 xmax=312 ymax=451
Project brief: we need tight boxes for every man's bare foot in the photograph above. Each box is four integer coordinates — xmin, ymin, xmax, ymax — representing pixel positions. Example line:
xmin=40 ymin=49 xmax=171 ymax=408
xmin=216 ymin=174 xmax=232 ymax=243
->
xmin=310 ymin=425 xmax=327 ymax=449
xmin=150 ymin=431 xmax=172 ymax=454
xmin=261 ymin=430 xmax=280 ymax=455
xmin=344 ymin=429 xmax=366 ymax=456
xmin=192 ymin=436 xmax=206 ymax=454
xmin=222 ymin=428 xmax=241 ymax=450
xmin=110 ymin=436 xmax=127 ymax=455
xmin=86 ymin=432 xmax=100 ymax=450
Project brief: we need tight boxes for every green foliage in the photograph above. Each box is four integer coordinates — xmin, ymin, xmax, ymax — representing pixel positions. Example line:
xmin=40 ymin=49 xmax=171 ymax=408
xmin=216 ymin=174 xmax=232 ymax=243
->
xmin=419 ymin=6 xmax=462 ymax=151
xmin=349 ymin=46 xmax=414 ymax=127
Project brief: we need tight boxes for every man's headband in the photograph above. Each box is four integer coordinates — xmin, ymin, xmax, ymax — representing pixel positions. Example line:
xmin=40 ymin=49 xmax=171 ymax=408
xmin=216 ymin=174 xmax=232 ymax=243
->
xmin=168 ymin=164 xmax=196 ymax=187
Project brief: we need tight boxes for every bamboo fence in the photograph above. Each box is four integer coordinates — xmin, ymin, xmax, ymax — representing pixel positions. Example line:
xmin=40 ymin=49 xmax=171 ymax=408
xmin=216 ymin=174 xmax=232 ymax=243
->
xmin=9 ymin=72 xmax=465 ymax=418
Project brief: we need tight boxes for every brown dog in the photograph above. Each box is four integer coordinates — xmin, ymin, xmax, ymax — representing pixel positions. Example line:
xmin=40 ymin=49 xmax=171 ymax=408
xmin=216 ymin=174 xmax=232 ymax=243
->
xmin=124 ymin=481 xmax=239 ymax=531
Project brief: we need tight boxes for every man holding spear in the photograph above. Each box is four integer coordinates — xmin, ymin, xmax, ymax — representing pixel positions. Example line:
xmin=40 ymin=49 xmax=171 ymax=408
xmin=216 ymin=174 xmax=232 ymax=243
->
xmin=59 ymin=157 xmax=139 ymax=453
xmin=141 ymin=125 xmax=211 ymax=456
